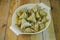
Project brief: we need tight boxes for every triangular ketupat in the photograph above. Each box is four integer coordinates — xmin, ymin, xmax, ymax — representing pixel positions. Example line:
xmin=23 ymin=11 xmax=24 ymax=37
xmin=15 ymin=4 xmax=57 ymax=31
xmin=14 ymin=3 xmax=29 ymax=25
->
xmin=24 ymin=28 xmax=35 ymax=32
xmin=31 ymin=23 xmax=39 ymax=32
xmin=27 ymin=13 xmax=36 ymax=22
xmin=21 ymin=19 xmax=31 ymax=29
xmin=40 ymin=10 xmax=47 ymax=16
xmin=36 ymin=12 xmax=40 ymax=19
xmin=19 ymin=12 xmax=27 ymax=19
xmin=34 ymin=24 xmax=39 ymax=31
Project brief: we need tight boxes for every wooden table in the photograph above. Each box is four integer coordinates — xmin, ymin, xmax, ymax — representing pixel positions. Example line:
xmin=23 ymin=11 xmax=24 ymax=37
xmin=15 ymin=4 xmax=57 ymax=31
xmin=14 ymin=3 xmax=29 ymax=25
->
xmin=0 ymin=0 xmax=60 ymax=40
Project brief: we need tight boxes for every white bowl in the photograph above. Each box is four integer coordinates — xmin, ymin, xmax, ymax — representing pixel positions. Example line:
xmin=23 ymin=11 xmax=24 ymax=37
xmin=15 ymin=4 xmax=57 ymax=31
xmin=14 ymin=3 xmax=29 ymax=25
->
xmin=10 ymin=3 xmax=51 ymax=35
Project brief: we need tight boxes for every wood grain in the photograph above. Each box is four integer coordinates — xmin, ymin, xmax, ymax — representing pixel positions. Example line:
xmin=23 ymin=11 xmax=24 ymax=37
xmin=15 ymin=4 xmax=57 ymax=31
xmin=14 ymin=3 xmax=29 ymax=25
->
xmin=18 ymin=35 xmax=31 ymax=40
xmin=50 ymin=0 xmax=60 ymax=40
xmin=5 ymin=0 xmax=18 ymax=40
xmin=0 ymin=0 xmax=10 ymax=40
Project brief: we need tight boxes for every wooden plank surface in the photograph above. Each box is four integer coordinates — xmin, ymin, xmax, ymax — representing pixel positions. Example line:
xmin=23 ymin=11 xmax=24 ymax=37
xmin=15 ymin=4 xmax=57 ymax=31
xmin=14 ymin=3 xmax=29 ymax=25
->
xmin=5 ymin=0 xmax=18 ymax=40
xmin=0 ymin=0 xmax=10 ymax=40
xmin=0 ymin=0 xmax=57 ymax=40
xmin=50 ymin=0 xmax=60 ymax=40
